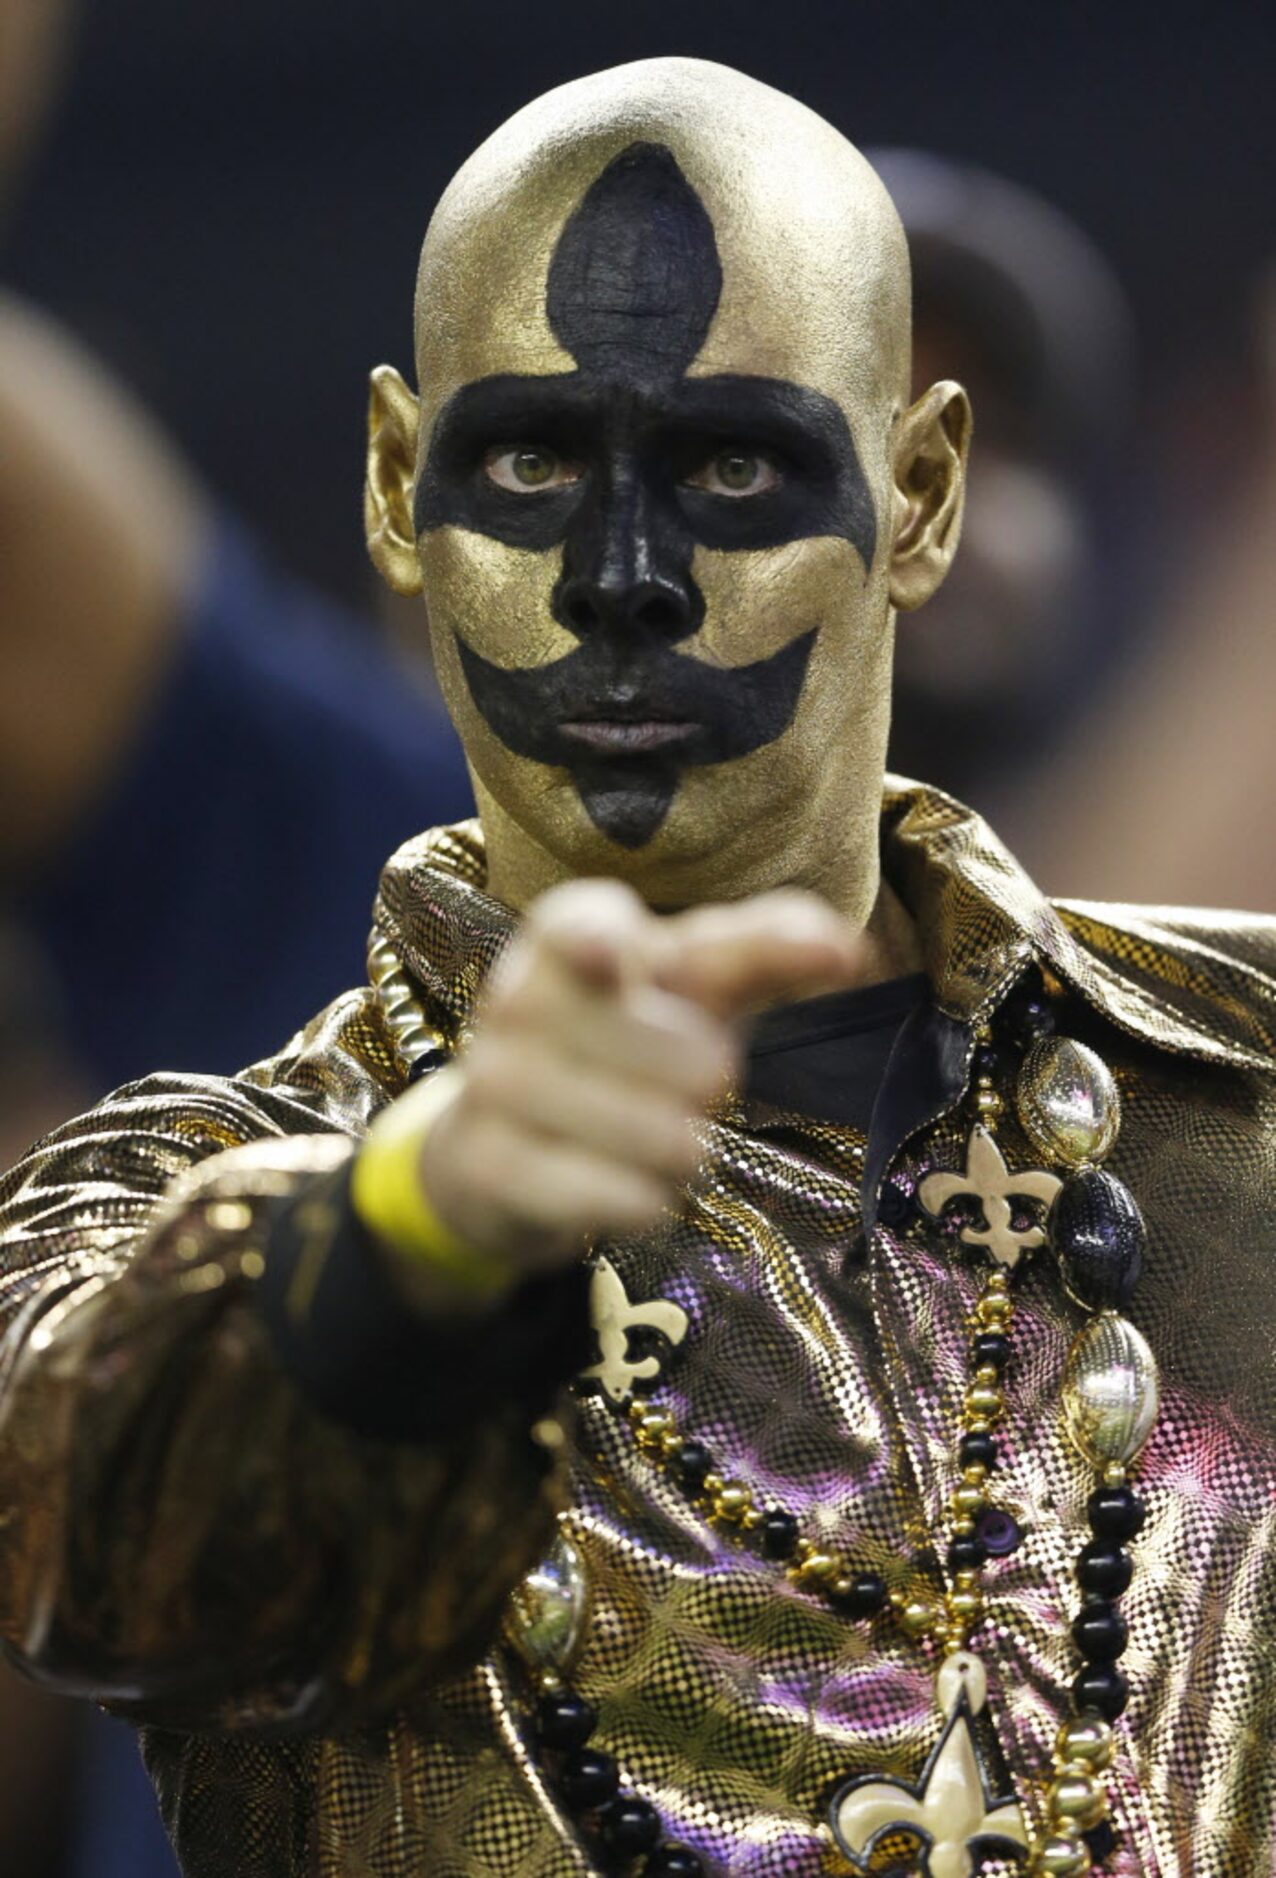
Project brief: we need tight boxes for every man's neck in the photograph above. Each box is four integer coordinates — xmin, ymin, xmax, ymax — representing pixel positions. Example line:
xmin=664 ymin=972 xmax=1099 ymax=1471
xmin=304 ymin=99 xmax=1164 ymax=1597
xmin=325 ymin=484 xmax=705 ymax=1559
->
xmin=478 ymin=789 xmax=924 ymax=996
xmin=848 ymin=877 xmax=925 ymax=991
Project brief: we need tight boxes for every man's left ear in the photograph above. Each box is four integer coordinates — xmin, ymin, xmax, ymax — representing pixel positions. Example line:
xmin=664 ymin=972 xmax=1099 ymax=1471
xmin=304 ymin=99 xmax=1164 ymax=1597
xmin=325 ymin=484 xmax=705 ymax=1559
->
xmin=364 ymin=364 xmax=423 ymax=597
xmin=887 ymin=380 xmax=972 ymax=611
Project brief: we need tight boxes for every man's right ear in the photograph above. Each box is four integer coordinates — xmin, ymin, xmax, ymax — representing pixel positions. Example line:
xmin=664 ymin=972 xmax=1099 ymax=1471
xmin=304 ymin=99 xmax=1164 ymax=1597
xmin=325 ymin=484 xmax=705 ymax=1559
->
xmin=364 ymin=364 xmax=423 ymax=596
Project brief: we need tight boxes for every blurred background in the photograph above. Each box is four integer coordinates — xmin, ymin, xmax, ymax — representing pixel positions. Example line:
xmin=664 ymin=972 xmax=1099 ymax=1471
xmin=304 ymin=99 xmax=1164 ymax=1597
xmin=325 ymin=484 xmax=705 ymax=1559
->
xmin=1 ymin=1 xmax=1273 ymax=1872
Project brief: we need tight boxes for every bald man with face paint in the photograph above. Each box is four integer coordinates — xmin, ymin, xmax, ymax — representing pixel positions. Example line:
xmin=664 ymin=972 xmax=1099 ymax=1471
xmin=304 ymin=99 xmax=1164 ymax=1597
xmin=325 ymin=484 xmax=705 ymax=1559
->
xmin=3 ymin=58 xmax=1276 ymax=1878
xmin=373 ymin=75 xmax=959 ymax=910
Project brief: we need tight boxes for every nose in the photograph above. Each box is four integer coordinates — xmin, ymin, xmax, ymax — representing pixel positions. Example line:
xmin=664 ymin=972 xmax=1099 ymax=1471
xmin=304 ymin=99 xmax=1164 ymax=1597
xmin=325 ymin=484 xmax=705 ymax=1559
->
xmin=552 ymin=461 xmax=703 ymax=642
xmin=556 ymin=569 xmax=698 ymax=637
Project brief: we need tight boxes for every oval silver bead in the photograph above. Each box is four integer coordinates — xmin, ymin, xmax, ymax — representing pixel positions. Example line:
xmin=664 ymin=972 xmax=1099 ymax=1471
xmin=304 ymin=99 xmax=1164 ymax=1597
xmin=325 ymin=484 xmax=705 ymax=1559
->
xmin=1016 ymin=1037 xmax=1121 ymax=1169
xmin=1062 ymin=1311 xmax=1160 ymax=1470
xmin=505 ymin=1533 xmax=589 ymax=1677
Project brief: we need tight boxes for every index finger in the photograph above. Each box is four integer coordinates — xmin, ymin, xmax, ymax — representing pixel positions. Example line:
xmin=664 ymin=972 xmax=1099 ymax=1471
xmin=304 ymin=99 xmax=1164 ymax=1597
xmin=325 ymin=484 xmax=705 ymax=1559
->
xmin=649 ymin=891 xmax=864 ymax=1020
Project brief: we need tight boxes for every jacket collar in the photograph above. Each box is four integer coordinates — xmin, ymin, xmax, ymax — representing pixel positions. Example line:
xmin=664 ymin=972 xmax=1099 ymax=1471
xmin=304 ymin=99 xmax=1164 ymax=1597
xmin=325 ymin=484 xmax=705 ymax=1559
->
xmin=881 ymin=777 xmax=1275 ymax=1072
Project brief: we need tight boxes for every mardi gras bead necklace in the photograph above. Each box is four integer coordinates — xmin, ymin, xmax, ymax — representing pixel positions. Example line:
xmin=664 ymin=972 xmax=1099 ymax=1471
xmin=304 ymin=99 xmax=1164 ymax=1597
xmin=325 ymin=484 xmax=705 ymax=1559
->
xmin=371 ymin=938 xmax=1158 ymax=1878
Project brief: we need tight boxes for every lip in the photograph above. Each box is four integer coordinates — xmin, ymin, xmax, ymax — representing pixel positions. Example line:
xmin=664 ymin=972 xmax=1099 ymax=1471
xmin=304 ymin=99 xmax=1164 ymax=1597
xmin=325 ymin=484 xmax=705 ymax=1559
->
xmin=558 ymin=718 xmax=699 ymax=754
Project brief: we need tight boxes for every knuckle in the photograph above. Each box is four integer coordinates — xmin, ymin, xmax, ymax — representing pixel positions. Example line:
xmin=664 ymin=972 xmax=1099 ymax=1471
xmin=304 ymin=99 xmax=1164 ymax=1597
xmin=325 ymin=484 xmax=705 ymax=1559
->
xmin=487 ymin=1043 xmax=544 ymax=1117
xmin=500 ymin=1138 xmax=558 ymax=1213
xmin=454 ymin=1111 xmax=512 ymax=1180
xmin=489 ymin=955 xmax=564 ymax=1037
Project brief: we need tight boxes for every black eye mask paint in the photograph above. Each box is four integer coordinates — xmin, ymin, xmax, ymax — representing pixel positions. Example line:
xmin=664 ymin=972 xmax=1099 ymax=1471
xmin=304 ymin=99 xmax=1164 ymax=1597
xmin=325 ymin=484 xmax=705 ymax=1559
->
xmin=417 ymin=142 xmax=876 ymax=847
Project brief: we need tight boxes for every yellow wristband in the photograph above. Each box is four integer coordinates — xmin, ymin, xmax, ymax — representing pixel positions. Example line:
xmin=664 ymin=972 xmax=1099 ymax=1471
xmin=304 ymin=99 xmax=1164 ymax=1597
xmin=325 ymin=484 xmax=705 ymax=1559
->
xmin=351 ymin=1072 xmax=518 ymax=1299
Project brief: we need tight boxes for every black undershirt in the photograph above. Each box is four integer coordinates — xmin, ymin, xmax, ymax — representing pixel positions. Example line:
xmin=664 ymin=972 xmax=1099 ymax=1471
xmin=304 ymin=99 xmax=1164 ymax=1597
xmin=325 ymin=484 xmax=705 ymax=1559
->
xmin=745 ymin=973 xmax=930 ymax=1131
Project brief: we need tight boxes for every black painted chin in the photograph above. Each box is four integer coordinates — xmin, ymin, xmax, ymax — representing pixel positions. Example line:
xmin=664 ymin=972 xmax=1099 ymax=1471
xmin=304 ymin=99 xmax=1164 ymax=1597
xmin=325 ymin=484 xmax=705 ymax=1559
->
xmin=455 ymin=625 xmax=818 ymax=848
xmin=571 ymin=761 xmax=680 ymax=849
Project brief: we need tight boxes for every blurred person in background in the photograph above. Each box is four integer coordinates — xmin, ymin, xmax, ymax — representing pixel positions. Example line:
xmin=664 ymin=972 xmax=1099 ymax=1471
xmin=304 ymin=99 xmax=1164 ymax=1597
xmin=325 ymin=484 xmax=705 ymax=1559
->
xmin=873 ymin=151 xmax=1276 ymax=917
xmin=1018 ymin=263 xmax=1276 ymax=910
xmin=0 ymin=933 xmax=92 ymax=1876
xmin=0 ymin=299 xmax=474 ymax=1095
xmin=1 ymin=297 xmax=473 ymax=1878
xmin=872 ymin=150 xmax=1138 ymax=835
xmin=1 ymin=2 xmax=471 ymax=1871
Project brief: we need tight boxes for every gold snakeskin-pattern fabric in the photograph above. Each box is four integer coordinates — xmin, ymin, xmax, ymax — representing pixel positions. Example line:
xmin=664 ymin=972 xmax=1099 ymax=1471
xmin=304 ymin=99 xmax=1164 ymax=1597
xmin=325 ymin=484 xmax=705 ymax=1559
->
xmin=1 ymin=779 xmax=1274 ymax=1876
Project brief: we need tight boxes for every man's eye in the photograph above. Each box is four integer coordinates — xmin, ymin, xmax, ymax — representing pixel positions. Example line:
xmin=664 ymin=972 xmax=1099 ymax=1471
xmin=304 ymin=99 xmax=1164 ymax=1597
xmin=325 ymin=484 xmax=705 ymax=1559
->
xmin=483 ymin=445 xmax=581 ymax=492
xmin=685 ymin=448 xmax=781 ymax=498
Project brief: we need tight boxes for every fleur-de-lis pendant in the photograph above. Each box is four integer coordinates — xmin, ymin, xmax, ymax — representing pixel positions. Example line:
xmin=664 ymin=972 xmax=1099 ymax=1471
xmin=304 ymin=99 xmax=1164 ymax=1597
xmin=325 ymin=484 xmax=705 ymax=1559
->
xmin=578 ymin=1256 xmax=689 ymax=1404
xmin=918 ymin=1126 xmax=1062 ymax=1270
xmin=829 ymin=1651 xmax=1028 ymax=1877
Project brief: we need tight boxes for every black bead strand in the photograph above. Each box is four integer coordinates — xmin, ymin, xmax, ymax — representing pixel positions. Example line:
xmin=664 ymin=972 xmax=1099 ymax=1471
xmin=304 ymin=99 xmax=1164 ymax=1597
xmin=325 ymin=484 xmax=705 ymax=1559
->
xmin=1087 ymin=1486 xmax=1146 ymax=1542
xmin=670 ymin=1439 xmax=713 ymax=1493
xmin=971 ymin=1333 xmax=1010 ymax=1375
xmin=1072 ymin=1602 xmax=1129 ymax=1662
xmin=972 ymin=1042 xmax=1008 ymax=1082
xmin=645 ymin=1847 xmax=706 ymax=1878
xmin=598 ymin=1796 xmax=662 ymax=1858
xmin=1084 ymin=1821 xmax=1118 ymax=1864
xmin=558 ymin=1748 xmax=620 ymax=1811
xmin=1076 ymin=1540 xmax=1133 ymax=1598
xmin=760 ymin=1510 xmax=800 ymax=1561
xmin=958 ymin=1430 xmax=998 ymax=1471
xmin=535 ymin=1692 xmax=597 ymax=1751
xmin=947 ymin=1534 xmax=988 ymax=1573
xmin=1072 ymin=1665 xmax=1129 ymax=1721
xmin=999 ymin=983 xmax=1057 ymax=1046
xmin=831 ymin=1572 xmax=888 ymax=1619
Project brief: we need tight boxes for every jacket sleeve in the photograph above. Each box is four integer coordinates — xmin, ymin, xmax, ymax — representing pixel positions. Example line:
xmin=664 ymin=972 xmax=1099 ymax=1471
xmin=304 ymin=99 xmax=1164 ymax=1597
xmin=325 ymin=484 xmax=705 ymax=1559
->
xmin=0 ymin=988 xmax=578 ymax=1734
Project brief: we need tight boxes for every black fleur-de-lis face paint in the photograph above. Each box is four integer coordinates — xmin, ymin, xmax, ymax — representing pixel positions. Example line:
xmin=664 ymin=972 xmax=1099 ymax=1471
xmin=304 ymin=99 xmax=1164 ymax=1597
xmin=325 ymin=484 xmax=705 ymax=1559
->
xmin=415 ymin=143 xmax=878 ymax=851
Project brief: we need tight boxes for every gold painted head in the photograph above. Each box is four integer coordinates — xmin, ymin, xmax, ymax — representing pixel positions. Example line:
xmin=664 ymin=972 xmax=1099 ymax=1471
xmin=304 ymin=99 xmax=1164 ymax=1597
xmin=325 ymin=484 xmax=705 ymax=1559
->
xmin=366 ymin=58 xmax=969 ymax=916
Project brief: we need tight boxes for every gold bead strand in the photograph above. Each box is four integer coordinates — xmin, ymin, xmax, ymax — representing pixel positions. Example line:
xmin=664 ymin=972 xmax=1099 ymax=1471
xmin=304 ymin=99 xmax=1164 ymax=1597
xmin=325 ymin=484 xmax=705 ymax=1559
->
xmin=935 ymin=1267 xmax=1014 ymax=1651
xmin=971 ymin=1019 xmax=1006 ymax=1129
xmin=619 ymin=1396 xmax=889 ymax=1618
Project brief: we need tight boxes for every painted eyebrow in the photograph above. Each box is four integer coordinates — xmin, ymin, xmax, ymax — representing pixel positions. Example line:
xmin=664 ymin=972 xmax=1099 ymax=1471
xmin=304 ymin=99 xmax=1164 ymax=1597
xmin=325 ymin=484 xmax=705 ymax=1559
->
xmin=428 ymin=372 xmax=853 ymax=463
xmin=426 ymin=375 xmax=601 ymax=460
xmin=662 ymin=381 xmax=855 ymax=475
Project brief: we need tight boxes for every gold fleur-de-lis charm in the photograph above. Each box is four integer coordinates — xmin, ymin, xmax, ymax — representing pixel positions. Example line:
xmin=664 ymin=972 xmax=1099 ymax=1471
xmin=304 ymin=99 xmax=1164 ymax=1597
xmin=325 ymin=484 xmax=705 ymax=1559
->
xmin=918 ymin=1126 xmax=1063 ymax=1270
xmin=578 ymin=1256 xmax=689 ymax=1404
xmin=829 ymin=1651 xmax=1028 ymax=1877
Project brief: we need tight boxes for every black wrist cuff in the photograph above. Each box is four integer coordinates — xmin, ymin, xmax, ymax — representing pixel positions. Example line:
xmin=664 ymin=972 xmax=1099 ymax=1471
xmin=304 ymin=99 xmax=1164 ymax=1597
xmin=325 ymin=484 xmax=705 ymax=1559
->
xmin=257 ymin=1155 xmax=590 ymax=1442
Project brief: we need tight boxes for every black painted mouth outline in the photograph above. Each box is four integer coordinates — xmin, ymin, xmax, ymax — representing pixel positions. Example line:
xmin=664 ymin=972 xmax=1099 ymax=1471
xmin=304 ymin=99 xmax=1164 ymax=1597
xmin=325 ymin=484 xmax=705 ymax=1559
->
xmin=456 ymin=623 xmax=818 ymax=848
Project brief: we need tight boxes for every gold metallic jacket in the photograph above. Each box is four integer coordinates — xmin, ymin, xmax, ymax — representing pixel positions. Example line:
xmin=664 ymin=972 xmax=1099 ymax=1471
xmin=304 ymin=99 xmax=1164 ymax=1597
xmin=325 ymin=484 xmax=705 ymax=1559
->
xmin=1 ymin=782 xmax=1273 ymax=1877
